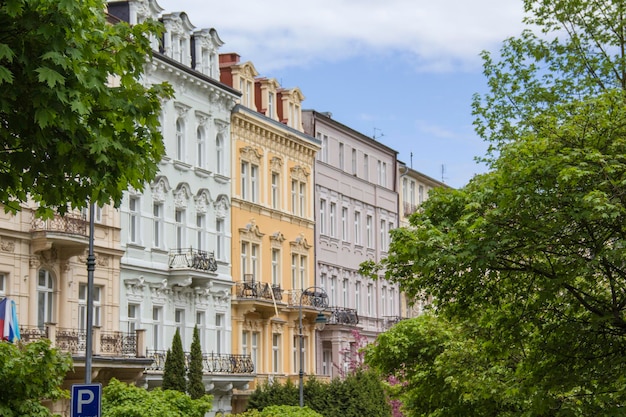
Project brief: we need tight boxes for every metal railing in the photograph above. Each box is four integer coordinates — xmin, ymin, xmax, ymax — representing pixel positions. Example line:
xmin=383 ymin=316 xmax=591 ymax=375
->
xmin=169 ymin=248 xmax=218 ymax=272
xmin=235 ymin=281 xmax=283 ymax=301
xmin=146 ymin=350 xmax=254 ymax=374
xmin=327 ymin=307 xmax=359 ymax=325
xmin=31 ymin=213 xmax=88 ymax=236
xmin=287 ymin=289 xmax=329 ymax=308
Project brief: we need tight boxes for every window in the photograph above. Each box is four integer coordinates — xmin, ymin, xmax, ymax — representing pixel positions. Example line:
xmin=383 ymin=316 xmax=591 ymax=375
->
xmin=251 ymin=332 xmax=259 ymax=370
xmin=291 ymin=254 xmax=306 ymax=290
xmin=79 ymin=283 xmax=101 ymax=330
xmin=271 ymin=172 xmax=279 ymax=209
xmin=329 ymin=203 xmax=336 ymax=237
xmin=355 ymin=282 xmax=361 ymax=311
xmin=152 ymin=306 xmax=163 ymax=350
xmin=377 ymin=161 xmax=387 ymax=186
xmin=127 ymin=303 xmax=139 ymax=334
xmin=419 ymin=185 xmax=425 ymax=204
xmin=322 ymin=348 xmax=332 ymax=376
xmin=363 ymin=154 xmax=369 ymax=180
xmin=0 ymin=273 xmax=5 ymax=295
xmin=330 ymin=276 xmax=337 ymax=306
xmin=241 ymin=241 xmax=259 ymax=280
xmin=316 ymin=132 xmax=328 ymax=163
xmin=216 ymin=219 xmax=225 ymax=260
xmin=390 ymin=288 xmax=395 ymax=315
xmin=342 ymin=279 xmax=348 ymax=307
xmin=196 ymin=311 xmax=206 ymax=347
xmin=381 ymin=287 xmax=387 ymax=316
xmin=216 ymin=134 xmax=225 ymax=174
xmin=197 ymin=126 xmax=206 ymax=168
xmin=216 ymin=313 xmax=224 ymax=354
xmin=272 ymin=334 xmax=281 ymax=373
xmin=272 ymin=249 xmax=280 ymax=285
xmin=366 ymin=215 xmax=373 ymax=248
xmin=153 ymin=203 xmax=163 ymax=248
xmin=241 ymin=161 xmax=259 ymax=202
xmin=319 ymin=199 xmax=326 ymax=235
xmin=176 ymin=118 xmax=185 ymax=161
xmin=403 ymin=178 xmax=408 ymax=202
xmin=268 ymin=92 xmax=274 ymax=118
xmin=196 ymin=214 xmax=206 ymax=251
xmin=351 ymin=149 xmax=357 ymax=174
xmin=339 ymin=143 xmax=344 ymax=170
xmin=129 ymin=196 xmax=140 ymax=244
xmin=354 ymin=211 xmax=361 ymax=244
xmin=291 ymin=180 xmax=306 ymax=216
xmin=410 ymin=181 xmax=416 ymax=205
xmin=175 ymin=308 xmax=185 ymax=344
xmin=380 ymin=220 xmax=387 ymax=251
xmin=341 ymin=207 xmax=348 ymax=241
xmin=320 ymin=272 xmax=327 ymax=293
xmin=246 ymin=80 xmax=252 ymax=107
xmin=242 ymin=331 xmax=248 ymax=356
xmin=175 ymin=209 xmax=185 ymax=249
xmin=367 ymin=284 xmax=373 ymax=316
xmin=37 ymin=269 xmax=54 ymax=329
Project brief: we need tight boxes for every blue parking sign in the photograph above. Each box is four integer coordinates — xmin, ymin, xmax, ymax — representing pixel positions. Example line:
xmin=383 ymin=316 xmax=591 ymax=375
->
xmin=71 ymin=383 xmax=101 ymax=417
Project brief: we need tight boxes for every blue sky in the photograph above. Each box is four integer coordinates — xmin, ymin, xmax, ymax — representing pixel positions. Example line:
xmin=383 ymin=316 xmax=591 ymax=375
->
xmin=155 ymin=0 xmax=527 ymax=188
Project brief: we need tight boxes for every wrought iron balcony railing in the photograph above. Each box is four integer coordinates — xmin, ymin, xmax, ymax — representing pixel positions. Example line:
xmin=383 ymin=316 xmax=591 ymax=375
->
xmin=383 ymin=315 xmax=406 ymax=330
xmin=287 ymin=289 xmax=329 ymax=308
xmin=19 ymin=325 xmax=138 ymax=356
xmin=169 ymin=248 xmax=218 ymax=272
xmin=327 ymin=307 xmax=359 ymax=326
xmin=31 ymin=213 xmax=88 ymax=236
xmin=235 ymin=280 xmax=283 ymax=302
xmin=146 ymin=350 xmax=254 ymax=374
xmin=403 ymin=202 xmax=418 ymax=217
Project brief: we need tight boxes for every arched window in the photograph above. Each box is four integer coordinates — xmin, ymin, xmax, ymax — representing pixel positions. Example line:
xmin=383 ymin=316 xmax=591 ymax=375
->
xmin=37 ymin=268 xmax=54 ymax=329
xmin=176 ymin=118 xmax=185 ymax=161
xmin=216 ymin=134 xmax=224 ymax=174
xmin=197 ymin=126 xmax=206 ymax=168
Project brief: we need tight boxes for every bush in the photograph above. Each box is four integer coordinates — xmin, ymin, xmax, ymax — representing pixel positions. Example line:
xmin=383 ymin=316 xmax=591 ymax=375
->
xmin=238 ymin=405 xmax=323 ymax=417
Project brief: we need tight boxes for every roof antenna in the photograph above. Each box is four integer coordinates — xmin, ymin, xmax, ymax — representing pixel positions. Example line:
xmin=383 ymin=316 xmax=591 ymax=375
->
xmin=441 ymin=164 xmax=447 ymax=183
xmin=373 ymin=127 xmax=384 ymax=140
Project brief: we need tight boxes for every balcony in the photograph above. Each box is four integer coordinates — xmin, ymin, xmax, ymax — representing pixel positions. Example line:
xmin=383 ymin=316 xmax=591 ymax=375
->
xmin=146 ymin=350 xmax=254 ymax=374
xmin=169 ymin=248 xmax=218 ymax=272
xmin=31 ymin=212 xmax=88 ymax=255
xmin=403 ymin=202 xmax=418 ymax=217
xmin=327 ymin=307 xmax=359 ymax=326
xmin=383 ymin=315 xmax=406 ymax=330
xmin=20 ymin=324 xmax=141 ymax=357
xmin=233 ymin=275 xmax=284 ymax=315
xmin=287 ymin=288 xmax=329 ymax=309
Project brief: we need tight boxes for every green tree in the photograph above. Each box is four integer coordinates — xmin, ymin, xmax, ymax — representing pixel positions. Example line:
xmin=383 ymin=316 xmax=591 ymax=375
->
xmin=361 ymin=1 xmax=626 ymax=414
xmin=102 ymin=378 xmax=212 ymax=417
xmin=0 ymin=339 xmax=72 ymax=417
xmin=0 ymin=0 xmax=172 ymax=217
xmin=162 ymin=329 xmax=186 ymax=393
xmin=187 ymin=326 xmax=205 ymax=399
xmin=237 ymin=405 xmax=323 ymax=417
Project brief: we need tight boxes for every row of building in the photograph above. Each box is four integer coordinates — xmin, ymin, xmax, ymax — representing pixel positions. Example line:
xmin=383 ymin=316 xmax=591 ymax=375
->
xmin=2 ymin=0 xmax=447 ymax=415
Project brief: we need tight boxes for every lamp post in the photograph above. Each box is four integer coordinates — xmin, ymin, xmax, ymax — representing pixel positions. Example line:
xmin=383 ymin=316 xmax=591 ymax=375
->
xmin=299 ymin=286 xmax=328 ymax=407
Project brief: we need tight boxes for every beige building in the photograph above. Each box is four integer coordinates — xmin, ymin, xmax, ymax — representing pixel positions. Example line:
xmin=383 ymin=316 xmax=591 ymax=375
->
xmin=0 ymin=202 xmax=148 ymax=415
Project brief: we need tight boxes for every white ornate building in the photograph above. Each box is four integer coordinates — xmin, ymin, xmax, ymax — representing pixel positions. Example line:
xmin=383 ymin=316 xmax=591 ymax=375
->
xmin=108 ymin=1 xmax=252 ymax=414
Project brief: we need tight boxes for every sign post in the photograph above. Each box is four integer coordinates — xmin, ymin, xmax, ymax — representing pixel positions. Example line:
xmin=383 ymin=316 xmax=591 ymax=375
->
xmin=71 ymin=383 xmax=101 ymax=417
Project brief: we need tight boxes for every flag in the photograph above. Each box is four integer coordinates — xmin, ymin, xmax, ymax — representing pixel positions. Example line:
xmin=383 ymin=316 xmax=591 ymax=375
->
xmin=0 ymin=298 xmax=21 ymax=343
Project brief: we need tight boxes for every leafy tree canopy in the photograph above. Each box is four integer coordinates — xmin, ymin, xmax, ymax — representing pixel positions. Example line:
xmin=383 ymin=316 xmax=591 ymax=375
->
xmin=102 ymin=378 xmax=212 ymax=417
xmin=362 ymin=0 xmax=626 ymax=414
xmin=0 ymin=339 xmax=73 ymax=417
xmin=0 ymin=0 xmax=172 ymax=217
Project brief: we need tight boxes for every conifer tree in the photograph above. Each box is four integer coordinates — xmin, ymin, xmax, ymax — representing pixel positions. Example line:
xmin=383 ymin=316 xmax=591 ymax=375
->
xmin=162 ymin=329 xmax=186 ymax=392
xmin=187 ymin=326 xmax=205 ymax=399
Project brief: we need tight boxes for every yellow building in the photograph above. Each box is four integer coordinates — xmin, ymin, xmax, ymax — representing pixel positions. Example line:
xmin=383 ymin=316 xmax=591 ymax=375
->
xmin=220 ymin=54 xmax=321 ymax=405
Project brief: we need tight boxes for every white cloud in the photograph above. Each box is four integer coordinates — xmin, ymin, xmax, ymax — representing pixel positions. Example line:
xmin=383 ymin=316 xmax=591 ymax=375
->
xmin=154 ymin=0 xmax=526 ymax=72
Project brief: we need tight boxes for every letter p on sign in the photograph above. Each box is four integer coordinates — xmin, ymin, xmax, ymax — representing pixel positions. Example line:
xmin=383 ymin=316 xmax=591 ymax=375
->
xmin=71 ymin=383 xmax=101 ymax=417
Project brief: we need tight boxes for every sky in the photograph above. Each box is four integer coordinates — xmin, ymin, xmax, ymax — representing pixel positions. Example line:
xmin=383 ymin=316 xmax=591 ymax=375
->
xmin=155 ymin=0 xmax=528 ymax=189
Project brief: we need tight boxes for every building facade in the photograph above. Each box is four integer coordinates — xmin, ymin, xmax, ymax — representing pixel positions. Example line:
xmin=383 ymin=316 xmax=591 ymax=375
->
xmin=108 ymin=1 xmax=253 ymax=415
xmin=302 ymin=110 xmax=400 ymax=378
xmin=219 ymin=53 xmax=321 ymax=403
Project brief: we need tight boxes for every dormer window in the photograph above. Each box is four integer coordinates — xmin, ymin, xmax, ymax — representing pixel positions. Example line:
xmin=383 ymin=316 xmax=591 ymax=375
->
xmin=268 ymin=92 xmax=274 ymax=119
xmin=161 ymin=12 xmax=195 ymax=66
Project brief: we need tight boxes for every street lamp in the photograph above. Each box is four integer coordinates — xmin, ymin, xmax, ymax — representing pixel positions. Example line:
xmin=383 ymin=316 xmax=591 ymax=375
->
xmin=299 ymin=286 xmax=328 ymax=407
